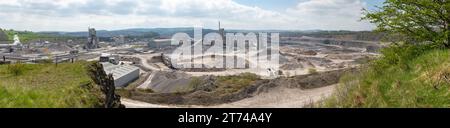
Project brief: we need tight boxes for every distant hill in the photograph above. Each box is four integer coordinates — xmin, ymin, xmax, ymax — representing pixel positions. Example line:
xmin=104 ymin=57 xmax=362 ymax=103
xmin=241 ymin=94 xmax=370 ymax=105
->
xmin=39 ymin=28 xmax=179 ymax=38
xmin=37 ymin=28 xmax=390 ymax=42
xmin=279 ymin=31 xmax=390 ymax=42
xmin=38 ymin=28 xmax=251 ymax=38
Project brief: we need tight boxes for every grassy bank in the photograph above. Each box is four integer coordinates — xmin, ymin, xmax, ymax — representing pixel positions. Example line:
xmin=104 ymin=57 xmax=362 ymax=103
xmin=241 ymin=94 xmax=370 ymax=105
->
xmin=0 ymin=62 xmax=102 ymax=108
xmin=2 ymin=30 xmax=73 ymax=43
xmin=324 ymin=45 xmax=450 ymax=107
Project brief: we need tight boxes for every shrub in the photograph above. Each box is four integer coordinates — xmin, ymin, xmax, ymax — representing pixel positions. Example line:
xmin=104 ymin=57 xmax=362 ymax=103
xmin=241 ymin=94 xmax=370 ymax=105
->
xmin=7 ymin=63 xmax=25 ymax=76
xmin=373 ymin=43 xmax=434 ymax=71
xmin=308 ymin=68 xmax=318 ymax=74
xmin=188 ymin=77 xmax=203 ymax=90
xmin=215 ymin=73 xmax=260 ymax=94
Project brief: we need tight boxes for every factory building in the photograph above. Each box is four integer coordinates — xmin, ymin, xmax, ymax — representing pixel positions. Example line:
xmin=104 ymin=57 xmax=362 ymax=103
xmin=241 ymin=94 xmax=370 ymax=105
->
xmin=101 ymin=62 xmax=140 ymax=87
xmin=85 ymin=28 xmax=99 ymax=49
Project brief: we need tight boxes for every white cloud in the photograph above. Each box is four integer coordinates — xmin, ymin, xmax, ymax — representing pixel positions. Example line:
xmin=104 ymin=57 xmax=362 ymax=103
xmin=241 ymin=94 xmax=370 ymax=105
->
xmin=0 ymin=0 xmax=375 ymax=31
xmin=286 ymin=0 xmax=373 ymax=30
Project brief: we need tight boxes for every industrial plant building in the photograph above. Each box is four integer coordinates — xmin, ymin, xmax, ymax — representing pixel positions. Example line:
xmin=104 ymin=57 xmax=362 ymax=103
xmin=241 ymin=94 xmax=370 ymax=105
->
xmin=85 ymin=28 xmax=99 ymax=49
xmin=101 ymin=62 xmax=140 ymax=87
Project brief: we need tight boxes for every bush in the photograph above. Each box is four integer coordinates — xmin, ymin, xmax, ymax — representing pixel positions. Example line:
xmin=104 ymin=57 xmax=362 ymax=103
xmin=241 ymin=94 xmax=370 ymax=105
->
xmin=7 ymin=63 xmax=25 ymax=76
xmin=188 ymin=77 xmax=203 ymax=90
xmin=308 ymin=68 xmax=318 ymax=74
xmin=373 ymin=43 xmax=434 ymax=71
xmin=215 ymin=73 xmax=260 ymax=94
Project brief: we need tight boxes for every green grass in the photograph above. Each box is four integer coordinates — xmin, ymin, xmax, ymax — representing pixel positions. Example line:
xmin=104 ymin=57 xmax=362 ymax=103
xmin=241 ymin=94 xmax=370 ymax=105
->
xmin=0 ymin=62 xmax=102 ymax=108
xmin=324 ymin=48 xmax=450 ymax=108
xmin=215 ymin=73 xmax=260 ymax=95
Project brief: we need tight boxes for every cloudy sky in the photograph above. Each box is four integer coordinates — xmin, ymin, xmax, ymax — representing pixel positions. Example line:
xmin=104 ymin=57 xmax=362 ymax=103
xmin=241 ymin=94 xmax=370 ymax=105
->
xmin=0 ymin=0 xmax=384 ymax=32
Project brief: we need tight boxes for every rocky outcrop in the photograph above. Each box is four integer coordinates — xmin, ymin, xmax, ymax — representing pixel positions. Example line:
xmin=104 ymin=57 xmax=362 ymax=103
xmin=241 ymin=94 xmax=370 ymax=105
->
xmin=86 ymin=62 xmax=124 ymax=108
xmin=161 ymin=53 xmax=175 ymax=69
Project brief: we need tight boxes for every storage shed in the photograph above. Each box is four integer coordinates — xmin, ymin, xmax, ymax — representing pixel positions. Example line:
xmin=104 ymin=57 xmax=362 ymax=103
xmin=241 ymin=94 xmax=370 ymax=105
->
xmin=101 ymin=62 xmax=140 ymax=87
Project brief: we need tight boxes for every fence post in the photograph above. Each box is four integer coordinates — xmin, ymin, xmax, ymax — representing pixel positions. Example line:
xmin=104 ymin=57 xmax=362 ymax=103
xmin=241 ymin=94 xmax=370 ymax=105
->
xmin=55 ymin=56 xmax=58 ymax=67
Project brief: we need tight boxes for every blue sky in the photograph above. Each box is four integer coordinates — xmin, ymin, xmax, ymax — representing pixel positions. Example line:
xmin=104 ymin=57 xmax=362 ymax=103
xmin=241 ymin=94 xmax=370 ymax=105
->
xmin=235 ymin=0 xmax=302 ymax=11
xmin=364 ymin=0 xmax=385 ymax=10
xmin=0 ymin=0 xmax=386 ymax=31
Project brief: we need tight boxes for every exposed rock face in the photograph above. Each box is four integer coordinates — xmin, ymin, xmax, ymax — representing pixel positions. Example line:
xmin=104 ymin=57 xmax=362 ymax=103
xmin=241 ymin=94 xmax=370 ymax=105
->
xmin=161 ymin=53 xmax=175 ymax=69
xmin=86 ymin=62 xmax=124 ymax=108
xmin=280 ymin=63 xmax=304 ymax=70
xmin=149 ymin=55 xmax=163 ymax=63
xmin=282 ymin=68 xmax=356 ymax=89
xmin=301 ymin=50 xmax=318 ymax=56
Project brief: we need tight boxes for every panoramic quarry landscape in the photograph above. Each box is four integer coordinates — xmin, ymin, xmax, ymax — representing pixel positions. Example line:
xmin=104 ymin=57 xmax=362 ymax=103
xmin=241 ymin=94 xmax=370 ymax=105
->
xmin=2 ymin=1 xmax=450 ymax=127
xmin=0 ymin=26 xmax=382 ymax=108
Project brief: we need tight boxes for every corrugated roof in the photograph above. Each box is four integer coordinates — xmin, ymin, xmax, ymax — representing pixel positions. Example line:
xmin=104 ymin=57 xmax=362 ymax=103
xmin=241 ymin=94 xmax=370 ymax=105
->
xmin=101 ymin=62 xmax=139 ymax=79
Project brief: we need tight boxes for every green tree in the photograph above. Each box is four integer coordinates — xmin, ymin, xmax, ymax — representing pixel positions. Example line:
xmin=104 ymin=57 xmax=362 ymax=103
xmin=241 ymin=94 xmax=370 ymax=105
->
xmin=364 ymin=0 xmax=450 ymax=47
